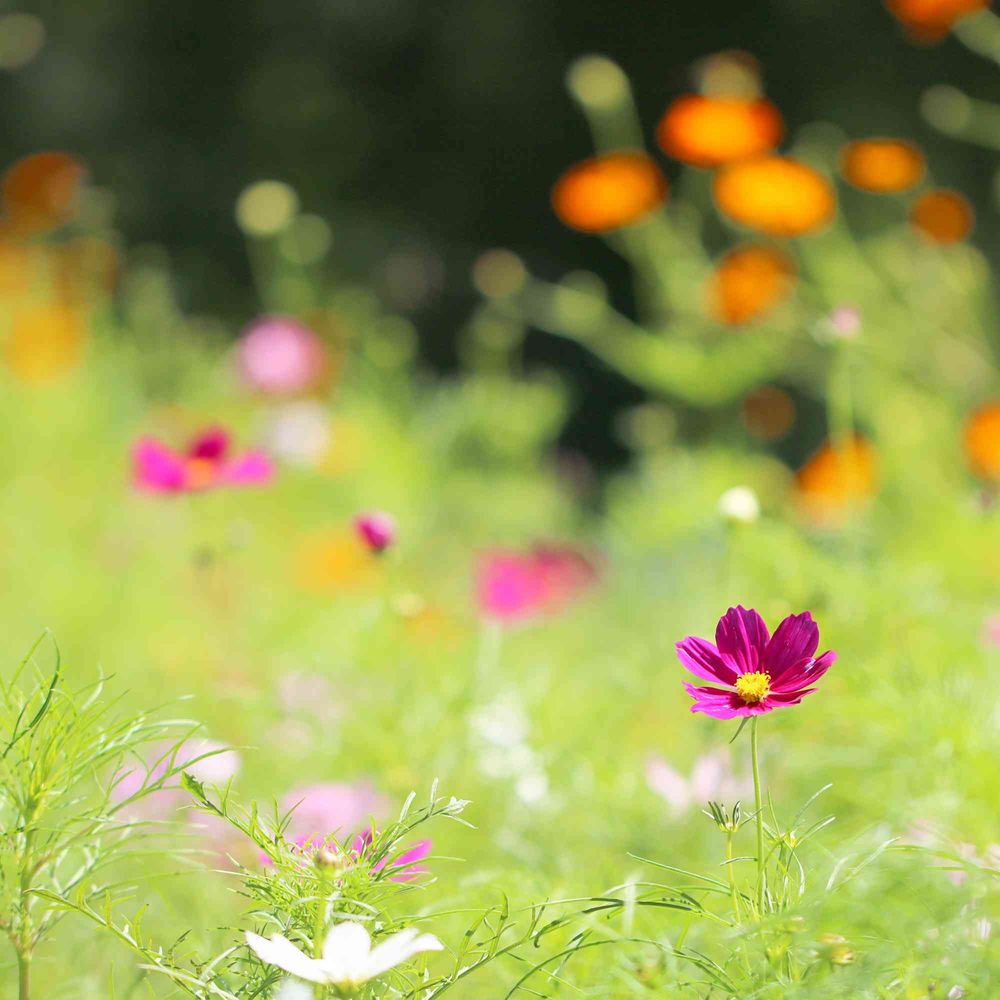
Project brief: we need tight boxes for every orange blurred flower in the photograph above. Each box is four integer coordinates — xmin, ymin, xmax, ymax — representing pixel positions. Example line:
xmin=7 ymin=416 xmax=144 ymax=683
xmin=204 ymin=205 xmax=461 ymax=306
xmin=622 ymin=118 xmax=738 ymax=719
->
xmin=910 ymin=188 xmax=974 ymax=244
xmin=293 ymin=530 xmax=378 ymax=591
xmin=714 ymin=156 xmax=835 ymax=238
xmin=840 ymin=139 xmax=925 ymax=193
xmin=706 ymin=244 xmax=796 ymax=325
xmin=964 ymin=402 xmax=1000 ymax=479
xmin=742 ymin=385 xmax=796 ymax=441
xmin=885 ymin=0 xmax=988 ymax=41
xmin=5 ymin=303 xmax=85 ymax=381
xmin=656 ymin=95 xmax=783 ymax=168
xmin=2 ymin=152 xmax=85 ymax=235
xmin=794 ymin=435 xmax=878 ymax=524
xmin=551 ymin=152 xmax=668 ymax=233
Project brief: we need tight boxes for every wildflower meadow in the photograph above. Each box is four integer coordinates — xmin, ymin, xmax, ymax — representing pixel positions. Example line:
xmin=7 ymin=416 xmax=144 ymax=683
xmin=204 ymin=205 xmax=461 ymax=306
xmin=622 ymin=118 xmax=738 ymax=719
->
xmin=1 ymin=2 xmax=1000 ymax=997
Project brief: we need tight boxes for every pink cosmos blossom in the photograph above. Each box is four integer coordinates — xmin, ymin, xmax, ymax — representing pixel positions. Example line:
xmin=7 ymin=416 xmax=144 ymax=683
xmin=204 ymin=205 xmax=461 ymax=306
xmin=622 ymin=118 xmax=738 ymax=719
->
xmin=476 ymin=543 xmax=600 ymax=623
xmin=677 ymin=605 xmax=836 ymax=719
xmin=280 ymin=782 xmax=388 ymax=845
xmin=354 ymin=511 xmax=397 ymax=553
xmin=132 ymin=426 xmax=273 ymax=494
xmin=645 ymin=749 xmax=753 ymax=817
xmin=265 ymin=783 xmax=430 ymax=882
xmin=236 ymin=315 xmax=330 ymax=396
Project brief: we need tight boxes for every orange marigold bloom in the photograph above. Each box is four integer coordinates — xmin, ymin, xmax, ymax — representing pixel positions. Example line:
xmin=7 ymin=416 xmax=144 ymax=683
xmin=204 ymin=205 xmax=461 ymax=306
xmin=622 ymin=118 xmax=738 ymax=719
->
xmin=795 ymin=435 xmax=878 ymax=524
xmin=5 ymin=303 xmax=86 ymax=381
xmin=551 ymin=151 xmax=668 ymax=233
xmin=707 ymin=244 xmax=796 ymax=325
xmin=885 ymin=0 xmax=987 ymax=41
xmin=2 ymin=152 xmax=85 ymax=235
xmin=840 ymin=139 xmax=925 ymax=193
xmin=656 ymin=95 xmax=783 ymax=169
xmin=713 ymin=156 xmax=835 ymax=238
xmin=964 ymin=402 xmax=1000 ymax=479
xmin=910 ymin=188 xmax=974 ymax=244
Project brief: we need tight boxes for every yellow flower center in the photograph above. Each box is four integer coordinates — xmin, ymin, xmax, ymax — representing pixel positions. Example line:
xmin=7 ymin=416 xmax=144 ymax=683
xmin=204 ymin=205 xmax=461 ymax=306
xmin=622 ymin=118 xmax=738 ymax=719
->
xmin=734 ymin=671 xmax=771 ymax=704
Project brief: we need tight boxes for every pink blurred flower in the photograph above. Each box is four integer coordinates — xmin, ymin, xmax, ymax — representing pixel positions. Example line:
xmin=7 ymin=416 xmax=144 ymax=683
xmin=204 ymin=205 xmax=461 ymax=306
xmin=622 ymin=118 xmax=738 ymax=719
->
xmin=280 ymin=782 xmax=388 ymax=845
xmin=265 ymin=782 xmax=430 ymax=882
xmin=645 ymin=749 xmax=753 ymax=817
xmin=132 ymin=426 xmax=273 ymax=494
xmin=828 ymin=305 xmax=861 ymax=340
xmin=236 ymin=315 xmax=330 ymax=396
xmin=983 ymin=614 xmax=1000 ymax=647
xmin=476 ymin=543 xmax=600 ymax=624
xmin=677 ymin=605 xmax=836 ymax=719
xmin=354 ymin=511 xmax=397 ymax=553
xmin=112 ymin=739 xmax=241 ymax=821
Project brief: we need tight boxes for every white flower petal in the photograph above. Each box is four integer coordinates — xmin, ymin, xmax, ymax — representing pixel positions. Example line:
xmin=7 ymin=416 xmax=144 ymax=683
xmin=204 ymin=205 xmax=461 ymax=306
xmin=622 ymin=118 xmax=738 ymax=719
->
xmin=364 ymin=928 xmax=444 ymax=979
xmin=245 ymin=932 xmax=329 ymax=984
xmin=275 ymin=979 xmax=314 ymax=1000
xmin=320 ymin=921 xmax=372 ymax=982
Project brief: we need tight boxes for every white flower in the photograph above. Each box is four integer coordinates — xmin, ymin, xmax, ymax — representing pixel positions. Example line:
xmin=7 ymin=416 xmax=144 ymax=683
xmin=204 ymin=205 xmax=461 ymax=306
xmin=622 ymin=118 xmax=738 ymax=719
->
xmin=717 ymin=486 xmax=760 ymax=524
xmin=246 ymin=921 xmax=443 ymax=987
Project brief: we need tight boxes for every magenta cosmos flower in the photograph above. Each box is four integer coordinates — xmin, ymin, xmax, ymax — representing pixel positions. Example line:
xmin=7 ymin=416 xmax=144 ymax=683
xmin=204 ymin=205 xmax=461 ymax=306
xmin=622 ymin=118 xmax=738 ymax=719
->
xmin=132 ymin=426 xmax=273 ymax=494
xmin=476 ymin=543 xmax=600 ymax=624
xmin=236 ymin=315 xmax=330 ymax=396
xmin=354 ymin=511 xmax=397 ymax=553
xmin=677 ymin=606 xmax=836 ymax=718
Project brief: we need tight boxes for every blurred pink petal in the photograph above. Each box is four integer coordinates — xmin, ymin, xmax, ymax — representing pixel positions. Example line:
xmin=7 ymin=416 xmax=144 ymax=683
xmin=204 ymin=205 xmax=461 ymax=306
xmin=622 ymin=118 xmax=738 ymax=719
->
xmin=236 ymin=315 xmax=330 ymax=396
xmin=354 ymin=511 xmax=397 ymax=553
xmin=132 ymin=437 xmax=187 ymax=493
xmin=223 ymin=450 xmax=275 ymax=485
xmin=188 ymin=426 xmax=230 ymax=461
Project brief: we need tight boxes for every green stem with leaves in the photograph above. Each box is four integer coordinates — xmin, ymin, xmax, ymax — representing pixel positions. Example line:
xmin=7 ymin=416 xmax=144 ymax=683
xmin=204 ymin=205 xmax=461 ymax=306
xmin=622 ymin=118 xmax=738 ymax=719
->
xmin=750 ymin=718 xmax=765 ymax=915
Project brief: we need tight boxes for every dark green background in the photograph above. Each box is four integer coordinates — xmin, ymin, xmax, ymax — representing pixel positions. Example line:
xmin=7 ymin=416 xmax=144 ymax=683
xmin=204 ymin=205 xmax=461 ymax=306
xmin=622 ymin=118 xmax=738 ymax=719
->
xmin=4 ymin=1 xmax=997 ymax=463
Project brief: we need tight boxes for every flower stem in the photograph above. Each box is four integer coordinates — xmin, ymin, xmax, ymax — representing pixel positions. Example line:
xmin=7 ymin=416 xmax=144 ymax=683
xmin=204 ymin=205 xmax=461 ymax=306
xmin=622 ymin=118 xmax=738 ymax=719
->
xmin=17 ymin=949 xmax=29 ymax=1000
xmin=726 ymin=830 xmax=741 ymax=922
xmin=750 ymin=717 xmax=765 ymax=915
xmin=827 ymin=340 xmax=855 ymax=452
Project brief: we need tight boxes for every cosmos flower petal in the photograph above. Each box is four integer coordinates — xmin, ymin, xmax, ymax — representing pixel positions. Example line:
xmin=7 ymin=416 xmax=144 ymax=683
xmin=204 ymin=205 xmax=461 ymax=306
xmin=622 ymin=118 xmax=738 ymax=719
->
xmin=715 ymin=606 xmax=770 ymax=675
xmin=765 ymin=687 xmax=818 ymax=707
xmin=188 ymin=426 xmax=230 ymax=461
xmin=764 ymin=612 xmax=819 ymax=679
xmin=769 ymin=649 xmax=836 ymax=693
xmin=676 ymin=636 xmax=737 ymax=686
xmin=246 ymin=932 xmax=329 ymax=984
xmin=132 ymin=437 xmax=187 ymax=493
xmin=683 ymin=682 xmax=746 ymax=719
xmin=223 ymin=450 xmax=275 ymax=485
xmin=321 ymin=921 xmax=372 ymax=980
xmin=364 ymin=928 xmax=444 ymax=979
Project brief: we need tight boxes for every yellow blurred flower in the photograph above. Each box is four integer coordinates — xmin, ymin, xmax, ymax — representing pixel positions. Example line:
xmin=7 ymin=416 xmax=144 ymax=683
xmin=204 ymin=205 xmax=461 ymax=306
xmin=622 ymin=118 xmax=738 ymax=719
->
xmin=714 ymin=156 xmax=835 ymax=238
xmin=840 ymin=139 xmax=925 ymax=193
xmin=5 ymin=303 xmax=86 ymax=381
xmin=293 ymin=530 xmax=378 ymax=591
xmin=910 ymin=188 xmax=974 ymax=244
xmin=706 ymin=244 xmax=796 ymax=325
xmin=656 ymin=95 xmax=783 ymax=168
xmin=551 ymin=152 xmax=668 ymax=233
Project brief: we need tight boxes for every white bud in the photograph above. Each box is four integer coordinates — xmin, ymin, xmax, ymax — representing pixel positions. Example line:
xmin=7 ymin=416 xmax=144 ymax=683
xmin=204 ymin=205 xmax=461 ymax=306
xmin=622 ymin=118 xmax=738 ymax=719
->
xmin=718 ymin=486 xmax=760 ymax=524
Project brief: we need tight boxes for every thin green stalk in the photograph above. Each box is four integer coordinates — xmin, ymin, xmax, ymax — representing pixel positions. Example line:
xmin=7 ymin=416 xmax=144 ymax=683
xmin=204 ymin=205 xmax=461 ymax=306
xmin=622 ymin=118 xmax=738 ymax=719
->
xmin=827 ymin=341 xmax=855 ymax=451
xmin=725 ymin=831 xmax=742 ymax=923
xmin=17 ymin=949 xmax=30 ymax=1000
xmin=750 ymin=718 xmax=764 ymax=915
